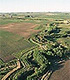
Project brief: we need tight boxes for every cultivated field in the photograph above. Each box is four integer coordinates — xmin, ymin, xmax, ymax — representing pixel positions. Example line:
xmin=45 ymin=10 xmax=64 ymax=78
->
xmin=0 ymin=12 xmax=70 ymax=80
xmin=0 ymin=30 xmax=36 ymax=62
xmin=0 ymin=23 xmax=39 ymax=38
xmin=49 ymin=60 xmax=70 ymax=80
xmin=0 ymin=21 xmax=40 ymax=62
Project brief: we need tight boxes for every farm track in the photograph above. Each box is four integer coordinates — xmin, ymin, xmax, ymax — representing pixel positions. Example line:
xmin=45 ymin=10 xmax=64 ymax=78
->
xmin=1 ymin=60 xmax=21 ymax=80
xmin=1 ymin=38 xmax=37 ymax=80
xmin=1 ymin=23 xmax=70 ymax=80
xmin=0 ymin=65 xmax=16 ymax=71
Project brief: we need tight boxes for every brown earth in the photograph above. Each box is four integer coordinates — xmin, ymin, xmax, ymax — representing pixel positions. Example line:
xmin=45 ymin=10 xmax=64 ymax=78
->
xmin=0 ymin=22 xmax=40 ymax=38
xmin=0 ymin=55 xmax=16 ymax=62
xmin=49 ymin=60 xmax=70 ymax=80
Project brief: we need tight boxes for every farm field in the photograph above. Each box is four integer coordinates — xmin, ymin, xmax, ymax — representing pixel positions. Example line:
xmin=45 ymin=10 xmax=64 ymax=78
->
xmin=0 ymin=23 xmax=40 ymax=62
xmin=0 ymin=12 xmax=70 ymax=80
xmin=0 ymin=23 xmax=39 ymax=38
xmin=49 ymin=60 xmax=70 ymax=80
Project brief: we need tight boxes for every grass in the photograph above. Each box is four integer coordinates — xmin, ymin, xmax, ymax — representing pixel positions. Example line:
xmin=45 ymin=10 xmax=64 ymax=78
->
xmin=0 ymin=59 xmax=3 ymax=65
xmin=34 ymin=25 xmax=44 ymax=30
xmin=57 ymin=37 xmax=70 ymax=48
xmin=0 ymin=18 xmax=23 ymax=25
xmin=57 ymin=22 xmax=70 ymax=48
xmin=0 ymin=12 xmax=70 ymax=80
xmin=38 ymin=13 xmax=70 ymax=19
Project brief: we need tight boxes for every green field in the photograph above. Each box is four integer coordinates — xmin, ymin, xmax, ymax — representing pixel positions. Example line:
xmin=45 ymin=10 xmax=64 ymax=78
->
xmin=0 ymin=12 xmax=70 ymax=80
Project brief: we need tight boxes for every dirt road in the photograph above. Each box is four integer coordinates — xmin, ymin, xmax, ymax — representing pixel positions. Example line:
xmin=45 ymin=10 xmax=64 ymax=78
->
xmin=1 ymin=60 xmax=21 ymax=80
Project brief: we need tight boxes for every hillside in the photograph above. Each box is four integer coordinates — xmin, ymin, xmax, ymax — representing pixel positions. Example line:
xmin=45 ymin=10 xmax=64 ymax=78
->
xmin=0 ymin=12 xmax=70 ymax=80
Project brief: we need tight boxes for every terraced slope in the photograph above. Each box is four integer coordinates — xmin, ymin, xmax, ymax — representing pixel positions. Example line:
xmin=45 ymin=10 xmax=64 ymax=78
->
xmin=1 ymin=60 xmax=21 ymax=80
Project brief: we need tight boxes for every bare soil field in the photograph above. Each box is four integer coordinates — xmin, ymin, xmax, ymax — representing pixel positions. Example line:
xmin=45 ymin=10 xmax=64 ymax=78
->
xmin=49 ymin=60 xmax=70 ymax=80
xmin=0 ymin=23 xmax=39 ymax=38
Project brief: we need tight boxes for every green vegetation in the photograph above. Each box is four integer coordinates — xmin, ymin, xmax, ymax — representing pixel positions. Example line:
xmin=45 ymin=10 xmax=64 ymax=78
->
xmin=0 ymin=18 xmax=23 ymax=25
xmin=0 ymin=60 xmax=3 ymax=65
xmin=0 ymin=12 xmax=70 ymax=80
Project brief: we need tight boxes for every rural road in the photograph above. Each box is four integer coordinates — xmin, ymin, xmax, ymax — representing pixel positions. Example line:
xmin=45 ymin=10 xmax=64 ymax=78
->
xmin=1 ymin=60 xmax=21 ymax=80
xmin=0 ymin=65 xmax=16 ymax=71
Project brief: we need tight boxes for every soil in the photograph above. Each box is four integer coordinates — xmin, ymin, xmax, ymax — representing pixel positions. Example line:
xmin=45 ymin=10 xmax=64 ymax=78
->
xmin=49 ymin=60 xmax=70 ymax=80
xmin=0 ymin=22 xmax=40 ymax=38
